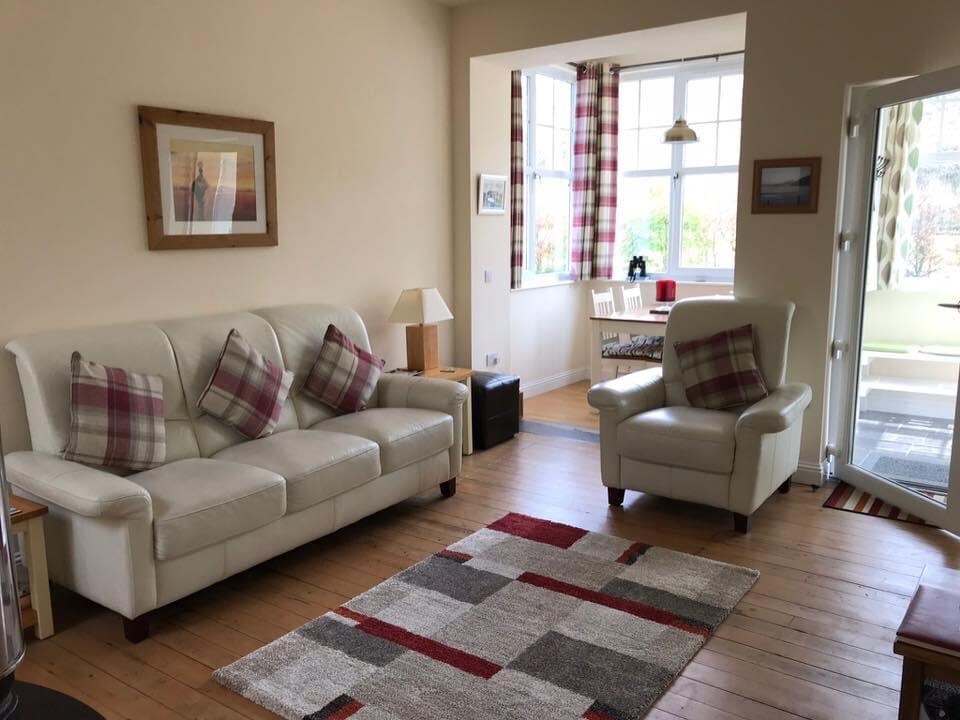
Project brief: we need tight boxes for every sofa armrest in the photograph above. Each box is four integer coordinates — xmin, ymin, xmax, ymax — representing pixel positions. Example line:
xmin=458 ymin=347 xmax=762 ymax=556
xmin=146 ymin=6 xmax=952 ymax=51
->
xmin=4 ymin=452 xmax=152 ymax=518
xmin=377 ymin=374 xmax=468 ymax=414
xmin=736 ymin=383 xmax=812 ymax=435
xmin=587 ymin=367 xmax=665 ymax=423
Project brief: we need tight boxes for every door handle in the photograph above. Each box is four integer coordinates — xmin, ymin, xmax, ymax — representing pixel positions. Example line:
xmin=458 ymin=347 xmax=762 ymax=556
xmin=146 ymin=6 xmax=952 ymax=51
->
xmin=938 ymin=302 xmax=960 ymax=311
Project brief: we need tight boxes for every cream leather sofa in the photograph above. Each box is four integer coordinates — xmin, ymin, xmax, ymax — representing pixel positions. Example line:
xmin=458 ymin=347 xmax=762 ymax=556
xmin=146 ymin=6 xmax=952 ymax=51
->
xmin=4 ymin=303 xmax=466 ymax=641
xmin=587 ymin=297 xmax=812 ymax=533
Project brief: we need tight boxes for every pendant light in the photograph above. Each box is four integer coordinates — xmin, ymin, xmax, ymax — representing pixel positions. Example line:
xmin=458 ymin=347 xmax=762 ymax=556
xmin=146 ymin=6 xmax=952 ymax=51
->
xmin=663 ymin=118 xmax=698 ymax=144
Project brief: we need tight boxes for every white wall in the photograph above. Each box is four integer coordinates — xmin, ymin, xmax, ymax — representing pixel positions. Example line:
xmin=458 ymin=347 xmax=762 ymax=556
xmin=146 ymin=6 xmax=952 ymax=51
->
xmin=0 ymin=0 xmax=452 ymax=451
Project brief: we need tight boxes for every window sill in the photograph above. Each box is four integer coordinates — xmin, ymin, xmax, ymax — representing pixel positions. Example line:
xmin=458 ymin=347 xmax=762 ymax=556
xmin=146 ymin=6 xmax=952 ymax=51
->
xmin=512 ymin=275 xmax=579 ymax=292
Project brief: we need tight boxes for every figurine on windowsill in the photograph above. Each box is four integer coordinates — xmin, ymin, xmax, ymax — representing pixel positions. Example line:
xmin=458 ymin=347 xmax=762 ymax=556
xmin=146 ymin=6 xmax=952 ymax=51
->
xmin=627 ymin=256 xmax=647 ymax=281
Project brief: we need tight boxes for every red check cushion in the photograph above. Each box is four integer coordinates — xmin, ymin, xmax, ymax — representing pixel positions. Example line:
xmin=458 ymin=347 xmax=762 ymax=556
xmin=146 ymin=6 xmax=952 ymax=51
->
xmin=303 ymin=324 xmax=385 ymax=414
xmin=63 ymin=352 xmax=166 ymax=471
xmin=673 ymin=324 xmax=769 ymax=411
xmin=198 ymin=329 xmax=293 ymax=439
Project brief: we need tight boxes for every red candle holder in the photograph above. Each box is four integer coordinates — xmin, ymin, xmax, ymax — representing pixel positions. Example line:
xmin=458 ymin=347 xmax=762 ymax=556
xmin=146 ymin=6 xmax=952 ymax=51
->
xmin=655 ymin=279 xmax=676 ymax=303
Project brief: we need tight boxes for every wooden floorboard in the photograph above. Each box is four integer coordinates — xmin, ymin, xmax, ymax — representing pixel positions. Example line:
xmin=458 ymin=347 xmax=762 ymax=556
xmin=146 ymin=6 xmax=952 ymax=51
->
xmin=20 ymin=383 xmax=960 ymax=719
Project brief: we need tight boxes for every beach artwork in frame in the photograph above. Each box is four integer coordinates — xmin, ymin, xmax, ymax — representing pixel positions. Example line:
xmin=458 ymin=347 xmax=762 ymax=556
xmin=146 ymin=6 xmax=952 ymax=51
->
xmin=478 ymin=174 xmax=507 ymax=215
xmin=752 ymin=157 xmax=822 ymax=214
xmin=138 ymin=106 xmax=278 ymax=249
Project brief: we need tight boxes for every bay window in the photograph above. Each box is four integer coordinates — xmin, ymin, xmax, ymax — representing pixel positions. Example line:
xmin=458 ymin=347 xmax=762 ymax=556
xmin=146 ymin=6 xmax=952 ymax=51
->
xmin=616 ymin=58 xmax=743 ymax=281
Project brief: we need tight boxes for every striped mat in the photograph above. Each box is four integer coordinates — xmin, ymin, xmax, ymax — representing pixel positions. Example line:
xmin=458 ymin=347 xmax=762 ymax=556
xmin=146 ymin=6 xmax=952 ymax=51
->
xmin=823 ymin=481 xmax=945 ymax=525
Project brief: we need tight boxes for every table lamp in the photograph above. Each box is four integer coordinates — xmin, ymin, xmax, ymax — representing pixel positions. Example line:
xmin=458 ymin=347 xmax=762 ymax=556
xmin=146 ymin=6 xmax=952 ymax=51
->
xmin=388 ymin=288 xmax=453 ymax=371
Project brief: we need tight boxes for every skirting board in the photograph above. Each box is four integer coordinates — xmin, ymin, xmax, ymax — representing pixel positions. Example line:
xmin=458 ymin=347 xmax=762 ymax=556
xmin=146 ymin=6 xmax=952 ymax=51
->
xmin=520 ymin=368 xmax=590 ymax=398
xmin=794 ymin=460 xmax=826 ymax=487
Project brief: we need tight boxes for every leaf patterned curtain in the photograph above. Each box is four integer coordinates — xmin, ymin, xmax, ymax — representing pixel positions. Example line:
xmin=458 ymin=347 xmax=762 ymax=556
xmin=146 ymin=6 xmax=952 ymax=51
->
xmin=875 ymin=101 xmax=923 ymax=289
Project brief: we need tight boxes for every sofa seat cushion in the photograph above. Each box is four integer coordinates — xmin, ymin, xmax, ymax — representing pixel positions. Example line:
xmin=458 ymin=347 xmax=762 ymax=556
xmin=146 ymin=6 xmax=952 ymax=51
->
xmin=617 ymin=407 xmax=737 ymax=474
xmin=130 ymin=458 xmax=285 ymax=561
xmin=313 ymin=408 xmax=453 ymax=474
xmin=212 ymin=429 xmax=381 ymax=513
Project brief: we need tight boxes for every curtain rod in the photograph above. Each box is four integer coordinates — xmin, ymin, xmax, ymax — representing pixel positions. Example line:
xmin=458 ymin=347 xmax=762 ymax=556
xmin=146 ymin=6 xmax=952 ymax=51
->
xmin=617 ymin=50 xmax=744 ymax=72
xmin=567 ymin=51 xmax=743 ymax=72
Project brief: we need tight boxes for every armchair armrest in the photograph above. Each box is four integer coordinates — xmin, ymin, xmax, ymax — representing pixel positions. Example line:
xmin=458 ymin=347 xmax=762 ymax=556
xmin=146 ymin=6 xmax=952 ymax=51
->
xmin=377 ymin=374 xmax=468 ymax=414
xmin=736 ymin=383 xmax=812 ymax=435
xmin=4 ymin=451 xmax=152 ymax=518
xmin=587 ymin=367 xmax=665 ymax=423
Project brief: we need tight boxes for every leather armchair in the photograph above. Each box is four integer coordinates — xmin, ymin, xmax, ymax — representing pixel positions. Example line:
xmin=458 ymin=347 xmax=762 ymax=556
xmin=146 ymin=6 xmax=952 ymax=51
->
xmin=587 ymin=296 xmax=812 ymax=533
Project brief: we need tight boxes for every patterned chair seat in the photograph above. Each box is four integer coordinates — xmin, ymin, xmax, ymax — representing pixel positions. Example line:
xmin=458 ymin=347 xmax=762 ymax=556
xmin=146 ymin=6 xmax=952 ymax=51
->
xmin=601 ymin=335 xmax=664 ymax=363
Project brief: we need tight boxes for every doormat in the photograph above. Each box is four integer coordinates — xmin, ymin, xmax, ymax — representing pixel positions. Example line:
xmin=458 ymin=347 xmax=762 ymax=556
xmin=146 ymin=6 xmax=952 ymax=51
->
xmin=823 ymin=481 xmax=944 ymax=526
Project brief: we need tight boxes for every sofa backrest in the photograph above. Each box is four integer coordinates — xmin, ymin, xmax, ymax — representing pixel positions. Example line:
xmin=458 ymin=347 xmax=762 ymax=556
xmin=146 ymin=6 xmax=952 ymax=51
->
xmin=6 ymin=324 xmax=201 ymax=461
xmin=158 ymin=311 xmax=300 ymax=457
xmin=254 ymin=303 xmax=376 ymax=428
xmin=662 ymin=296 xmax=795 ymax=407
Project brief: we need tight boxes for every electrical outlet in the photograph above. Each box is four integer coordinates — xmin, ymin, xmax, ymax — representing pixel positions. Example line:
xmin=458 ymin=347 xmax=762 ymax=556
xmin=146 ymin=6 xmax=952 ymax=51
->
xmin=485 ymin=352 xmax=499 ymax=368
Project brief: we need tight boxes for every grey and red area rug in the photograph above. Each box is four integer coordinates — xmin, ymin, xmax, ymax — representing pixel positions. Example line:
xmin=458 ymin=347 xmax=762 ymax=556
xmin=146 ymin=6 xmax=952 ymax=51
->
xmin=214 ymin=513 xmax=758 ymax=719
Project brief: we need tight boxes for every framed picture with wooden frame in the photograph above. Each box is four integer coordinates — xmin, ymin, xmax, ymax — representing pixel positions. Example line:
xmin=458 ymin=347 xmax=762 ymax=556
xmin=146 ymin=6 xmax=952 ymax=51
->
xmin=137 ymin=106 xmax=278 ymax=250
xmin=752 ymin=157 xmax=822 ymax=214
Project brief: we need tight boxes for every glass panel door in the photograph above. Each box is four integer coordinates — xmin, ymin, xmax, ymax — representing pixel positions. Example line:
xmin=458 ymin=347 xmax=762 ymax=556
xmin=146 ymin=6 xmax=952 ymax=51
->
xmin=832 ymin=67 xmax=960 ymax=529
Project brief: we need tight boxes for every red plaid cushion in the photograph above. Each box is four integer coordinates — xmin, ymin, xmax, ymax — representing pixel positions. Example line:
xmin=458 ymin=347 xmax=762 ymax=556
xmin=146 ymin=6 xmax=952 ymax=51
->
xmin=673 ymin=324 xmax=769 ymax=411
xmin=198 ymin=329 xmax=293 ymax=439
xmin=303 ymin=324 xmax=385 ymax=414
xmin=63 ymin=352 xmax=165 ymax=470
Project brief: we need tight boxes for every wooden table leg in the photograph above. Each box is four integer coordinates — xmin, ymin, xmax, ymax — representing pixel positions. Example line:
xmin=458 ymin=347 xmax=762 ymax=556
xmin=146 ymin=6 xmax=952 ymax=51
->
xmin=590 ymin=319 xmax=603 ymax=388
xmin=898 ymin=657 xmax=924 ymax=720
xmin=24 ymin=517 xmax=54 ymax=639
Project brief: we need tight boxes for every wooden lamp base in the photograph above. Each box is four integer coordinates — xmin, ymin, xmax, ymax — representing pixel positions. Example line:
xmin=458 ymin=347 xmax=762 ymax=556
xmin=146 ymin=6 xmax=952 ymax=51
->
xmin=405 ymin=324 xmax=439 ymax=371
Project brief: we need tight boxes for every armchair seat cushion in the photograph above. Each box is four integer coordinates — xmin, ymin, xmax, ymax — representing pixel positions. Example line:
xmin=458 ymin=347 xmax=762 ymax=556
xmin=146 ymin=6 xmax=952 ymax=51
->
xmin=617 ymin=407 xmax=737 ymax=474
xmin=213 ymin=429 xmax=381 ymax=513
xmin=130 ymin=459 xmax=285 ymax=561
xmin=314 ymin=408 xmax=453 ymax=474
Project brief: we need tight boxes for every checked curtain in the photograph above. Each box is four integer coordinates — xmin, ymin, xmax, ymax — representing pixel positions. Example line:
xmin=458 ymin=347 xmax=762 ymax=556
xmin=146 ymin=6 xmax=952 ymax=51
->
xmin=510 ymin=70 xmax=525 ymax=289
xmin=571 ymin=63 xmax=620 ymax=281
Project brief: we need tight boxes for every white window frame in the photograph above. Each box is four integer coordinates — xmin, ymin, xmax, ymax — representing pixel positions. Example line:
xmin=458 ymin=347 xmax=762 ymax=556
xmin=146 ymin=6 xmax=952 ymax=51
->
xmin=522 ymin=65 xmax=577 ymax=284
xmin=618 ymin=56 xmax=743 ymax=282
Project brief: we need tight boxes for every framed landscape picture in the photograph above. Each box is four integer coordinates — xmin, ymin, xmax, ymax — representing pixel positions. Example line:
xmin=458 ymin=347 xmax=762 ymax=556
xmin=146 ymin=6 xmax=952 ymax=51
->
xmin=478 ymin=174 xmax=507 ymax=215
xmin=138 ymin=106 xmax=278 ymax=250
xmin=752 ymin=157 xmax=821 ymax=214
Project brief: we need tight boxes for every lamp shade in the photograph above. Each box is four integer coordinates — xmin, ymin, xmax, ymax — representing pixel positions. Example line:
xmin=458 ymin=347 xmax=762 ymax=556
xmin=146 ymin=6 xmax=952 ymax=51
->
xmin=388 ymin=288 xmax=453 ymax=325
xmin=663 ymin=118 xmax=698 ymax=144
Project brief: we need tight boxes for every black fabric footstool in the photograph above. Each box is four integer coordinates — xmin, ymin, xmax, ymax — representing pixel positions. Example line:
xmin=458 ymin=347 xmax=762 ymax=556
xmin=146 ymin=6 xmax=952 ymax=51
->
xmin=471 ymin=372 xmax=520 ymax=450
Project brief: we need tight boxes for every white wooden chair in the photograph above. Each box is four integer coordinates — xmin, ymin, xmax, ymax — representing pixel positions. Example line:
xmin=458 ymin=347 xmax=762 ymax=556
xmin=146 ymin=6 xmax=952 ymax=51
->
xmin=591 ymin=288 xmax=655 ymax=379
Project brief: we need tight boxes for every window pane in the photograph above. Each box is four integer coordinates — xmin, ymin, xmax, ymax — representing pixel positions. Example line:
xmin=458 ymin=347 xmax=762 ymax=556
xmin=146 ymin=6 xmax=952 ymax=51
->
xmin=619 ymin=129 xmax=639 ymax=172
xmin=620 ymin=80 xmax=640 ymax=129
xmin=942 ymin=101 xmax=960 ymax=152
xmin=616 ymin=176 xmax=671 ymax=275
xmin=535 ymin=125 xmax=554 ymax=169
xmin=556 ymin=80 xmax=572 ymax=130
xmin=555 ymin=128 xmax=571 ymax=171
xmin=718 ymin=74 xmax=743 ymax=121
xmin=534 ymin=176 xmax=571 ymax=274
xmin=535 ymin=75 xmax=554 ymax=125
xmin=680 ymin=173 xmax=738 ymax=269
xmin=717 ymin=120 xmax=741 ymax=166
xmin=682 ymin=123 xmax=717 ymax=167
xmin=639 ymin=76 xmax=675 ymax=127
xmin=637 ymin=127 xmax=672 ymax=170
xmin=918 ymin=98 xmax=942 ymax=157
xmin=686 ymin=76 xmax=719 ymax=123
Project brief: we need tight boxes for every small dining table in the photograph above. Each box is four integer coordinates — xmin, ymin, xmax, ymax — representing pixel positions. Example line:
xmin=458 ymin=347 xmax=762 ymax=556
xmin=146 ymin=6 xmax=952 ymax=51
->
xmin=589 ymin=310 xmax=669 ymax=387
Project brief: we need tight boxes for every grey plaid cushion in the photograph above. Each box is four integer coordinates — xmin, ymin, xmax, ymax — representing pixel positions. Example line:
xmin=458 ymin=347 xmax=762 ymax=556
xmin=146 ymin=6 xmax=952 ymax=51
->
xmin=198 ymin=329 xmax=293 ymax=438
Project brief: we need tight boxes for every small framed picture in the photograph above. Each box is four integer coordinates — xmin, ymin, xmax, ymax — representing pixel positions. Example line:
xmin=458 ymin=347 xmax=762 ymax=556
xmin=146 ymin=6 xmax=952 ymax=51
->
xmin=478 ymin=174 xmax=507 ymax=215
xmin=752 ymin=157 xmax=821 ymax=214
xmin=138 ymin=106 xmax=278 ymax=250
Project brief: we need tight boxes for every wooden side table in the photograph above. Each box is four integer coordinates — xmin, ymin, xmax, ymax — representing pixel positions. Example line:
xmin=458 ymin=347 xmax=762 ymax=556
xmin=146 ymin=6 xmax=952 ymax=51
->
xmin=420 ymin=367 xmax=474 ymax=455
xmin=10 ymin=495 xmax=53 ymax=639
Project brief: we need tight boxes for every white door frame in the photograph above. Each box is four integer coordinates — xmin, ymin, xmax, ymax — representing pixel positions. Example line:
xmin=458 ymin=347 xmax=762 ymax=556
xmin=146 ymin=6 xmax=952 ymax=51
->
xmin=829 ymin=67 xmax=960 ymax=530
